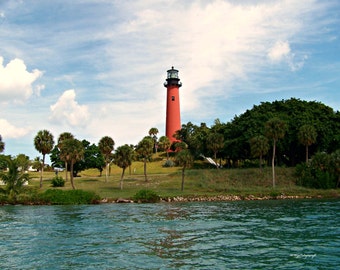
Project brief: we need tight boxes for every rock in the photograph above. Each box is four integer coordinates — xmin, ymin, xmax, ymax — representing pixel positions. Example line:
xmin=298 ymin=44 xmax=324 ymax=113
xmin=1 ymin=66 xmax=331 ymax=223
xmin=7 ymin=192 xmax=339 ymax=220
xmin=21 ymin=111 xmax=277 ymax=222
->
xmin=116 ymin=198 xmax=134 ymax=203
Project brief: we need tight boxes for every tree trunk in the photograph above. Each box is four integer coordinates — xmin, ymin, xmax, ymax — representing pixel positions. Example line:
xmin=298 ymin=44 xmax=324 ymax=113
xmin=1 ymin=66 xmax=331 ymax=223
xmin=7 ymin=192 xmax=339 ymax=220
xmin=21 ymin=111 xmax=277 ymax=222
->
xmin=181 ymin=167 xmax=185 ymax=191
xmin=120 ymin=167 xmax=125 ymax=190
xmin=272 ymin=140 xmax=276 ymax=188
xmin=105 ymin=162 xmax=109 ymax=182
xmin=306 ymin=145 xmax=309 ymax=163
xmin=40 ymin=154 xmax=45 ymax=188
xmin=70 ymin=162 xmax=76 ymax=190
xmin=259 ymin=155 xmax=263 ymax=172
xmin=214 ymin=151 xmax=219 ymax=169
xmin=144 ymin=158 xmax=148 ymax=182
xmin=65 ymin=161 xmax=68 ymax=182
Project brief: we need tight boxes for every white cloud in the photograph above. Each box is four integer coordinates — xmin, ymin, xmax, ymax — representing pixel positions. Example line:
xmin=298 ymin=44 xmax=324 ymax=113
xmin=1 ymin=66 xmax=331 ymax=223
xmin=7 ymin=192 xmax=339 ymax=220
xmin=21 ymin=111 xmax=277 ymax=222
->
xmin=268 ymin=41 xmax=291 ymax=62
xmin=105 ymin=0 xmax=323 ymax=112
xmin=0 ymin=57 xmax=43 ymax=103
xmin=49 ymin=89 xmax=89 ymax=127
xmin=85 ymin=99 xmax=165 ymax=147
xmin=34 ymin=84 xmax=45 ymax=97
xmin=0 ymin=119 xmax=30 ymax=138
xmin=0 ymin=0 xmax=338 ymax=158
xmin=268 ymin=41 xmax=308 ymax=71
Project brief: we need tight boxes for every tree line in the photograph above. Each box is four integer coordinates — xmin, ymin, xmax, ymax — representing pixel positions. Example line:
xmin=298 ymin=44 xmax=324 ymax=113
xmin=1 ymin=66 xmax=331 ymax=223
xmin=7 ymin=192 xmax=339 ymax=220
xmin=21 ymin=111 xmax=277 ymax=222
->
xmin=172 ymin=98 xmax=339 ymax=188
xmin=1 ymin=98 xmax=339 ymax=192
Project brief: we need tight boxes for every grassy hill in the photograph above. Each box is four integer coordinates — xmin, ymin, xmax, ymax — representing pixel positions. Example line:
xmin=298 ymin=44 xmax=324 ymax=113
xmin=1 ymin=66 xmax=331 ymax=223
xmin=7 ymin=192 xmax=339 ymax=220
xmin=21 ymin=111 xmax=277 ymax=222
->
xmin=25 ymin=156 xmax=339 ymax=202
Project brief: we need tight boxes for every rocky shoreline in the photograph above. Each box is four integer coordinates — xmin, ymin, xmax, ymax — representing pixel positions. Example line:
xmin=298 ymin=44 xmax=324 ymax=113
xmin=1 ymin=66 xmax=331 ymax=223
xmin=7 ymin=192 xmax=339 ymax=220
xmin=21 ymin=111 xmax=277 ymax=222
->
xmin=162 ymin=194 xmax=315 ymax=202
xmin=108 ymin=194 xmax=327 ymax=204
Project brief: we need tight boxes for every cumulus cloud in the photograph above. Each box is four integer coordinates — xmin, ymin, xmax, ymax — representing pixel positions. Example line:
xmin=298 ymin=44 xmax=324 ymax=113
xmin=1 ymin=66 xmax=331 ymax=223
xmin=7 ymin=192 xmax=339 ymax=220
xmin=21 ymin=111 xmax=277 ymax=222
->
xmin=268 ymin=41 xmax=308 ymax=71
xmin=0 ymin=119 xmax=30 ymax=138
xmin=49 ymin=89 xmax=89 ymax=127
xmin=0 ymin=57 xmax=43 ymax=103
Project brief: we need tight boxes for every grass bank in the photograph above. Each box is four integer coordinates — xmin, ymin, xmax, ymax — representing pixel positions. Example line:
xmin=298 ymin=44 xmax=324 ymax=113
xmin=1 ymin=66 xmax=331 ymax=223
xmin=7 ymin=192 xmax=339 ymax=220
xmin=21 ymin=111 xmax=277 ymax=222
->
xmin=21 ymin=161 xmax=339 ymax=204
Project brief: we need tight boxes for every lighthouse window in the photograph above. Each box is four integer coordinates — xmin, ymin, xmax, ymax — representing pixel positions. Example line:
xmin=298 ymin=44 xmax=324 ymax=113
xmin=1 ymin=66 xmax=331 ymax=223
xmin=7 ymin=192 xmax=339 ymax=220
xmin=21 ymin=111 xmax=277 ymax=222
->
xmin=171 ymin=96 xmax=175 ymax=101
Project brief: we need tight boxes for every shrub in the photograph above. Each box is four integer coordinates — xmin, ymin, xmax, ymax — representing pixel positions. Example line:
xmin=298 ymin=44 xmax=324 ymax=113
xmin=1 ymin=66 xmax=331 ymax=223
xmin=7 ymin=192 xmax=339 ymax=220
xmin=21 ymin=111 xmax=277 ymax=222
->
xmin=133 ymin=189 xmax=160 ymax=203
xmin=163 ymin=159 xmax=174 ymax=167
xmin=296 ymin=153 xmax=337 ymax=189
xmin=51 ymin=176 xmax=65 ymax=187
xmin=40 ymin=189 xmax=100 ymax=205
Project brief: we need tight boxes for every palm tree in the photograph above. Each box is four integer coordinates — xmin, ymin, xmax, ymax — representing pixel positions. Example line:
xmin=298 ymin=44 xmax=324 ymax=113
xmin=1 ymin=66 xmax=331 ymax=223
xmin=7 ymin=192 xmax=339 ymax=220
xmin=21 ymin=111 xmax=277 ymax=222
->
xmin=34 ymin=130 xmax=54 ymax=188
xmin=0 ymin=135 xmax=5 ymax=153
xmin=148 ymin=127 xmax=159 ymax=153
xmin=207 ymin=132 xmax=224 ymax=168
xmin=114 ymin=144 xmax=134 ymax=190
xmin=298 ymin=124 xmax=317 ymax=163
xmin=31 ymin=157 xmax=42 ymax=172
xmin=59 ymin=138 xmax=84 ymax=189
xmin=0 ymin=156 xmax=29 ymax=201
xmin=158 ymin=136 xmax=171 ymax=159
xmin=57 ymin=132 xmax=74 ymax=181
xmin=136 ymin=136 xmax=154 ymax=182
xmin=250 ymin=135 xmax=269 ymax=171
xmin=265 ymin=118 xmax=287 ymax=188
xmin=175 ymin=149 xmax=194 ymax=191
xmin=98 ymin=136 xmax=115 ymax=182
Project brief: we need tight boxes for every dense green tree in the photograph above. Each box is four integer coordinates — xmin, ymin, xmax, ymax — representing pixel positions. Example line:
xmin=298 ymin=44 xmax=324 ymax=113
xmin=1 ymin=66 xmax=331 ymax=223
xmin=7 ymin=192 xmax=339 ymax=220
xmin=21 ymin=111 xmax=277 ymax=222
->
xmin=249 ymin=135 xmax=269 ymax=171
xmin=34 ymin=130 xmax=54 ymax=188
xmin=0 ymin=156 xmax=29 ymax=201
xmin=221 ymin=122 xmax=241 ymax=167
xmin=175 ymin=122 xmax=210 ymax=157
xmin=0 ymin=135 xmax=4 ymax=153
xmin=0 ymin=155 xmax=9 ymax=170
xmin=331 ymin=150 xmax=340 ymax=187
xmin=298 ymin=124 xmax=317 ymax=163
xmin=158 ymin=136 xmax=171 ymax=159
xmin=15 ymin=154 xmax=30 ymax=173
xmin=175 ymin=149 xmax=194 ymax=191
xmin=114 ymin=144 xmax=134 ymax=190
xmin=206 ymin=132 xmax=224 ymax=168
xmin=59 ymin=138 xmax=84 ymax=190
xmin=174 ymin=141 xmax=188 ymax=152
xmin=98 ymin=136 xmax=115 ymax=182
xmin=50 ymin=146 xmax=64 ymax=169
xmin=210 ymin=118 xmax=226 ymax=133
xmin=31 ymin=157 xmax=42 ymax=171
xmin=265 ymin=118 xmax=287 ymax=188
xmin=136 ymin=136 xmax=154 ymax=182
xmin=57 ymin=132 xmax=74 ymax=181
xmin=78 ymin=140 xmax=105 ymax=176
xmin=148 ymin=127 xmax=159 ymax=153
xmin=218 ymin=98 xmax=339 ymax=166
xmin=51 ymin=140 xmax=105 ymax=177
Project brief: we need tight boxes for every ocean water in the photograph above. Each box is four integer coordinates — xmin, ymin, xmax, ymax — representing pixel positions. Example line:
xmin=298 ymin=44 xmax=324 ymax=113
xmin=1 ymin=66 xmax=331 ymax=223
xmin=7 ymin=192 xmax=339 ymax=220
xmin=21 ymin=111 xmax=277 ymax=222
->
xmin=0 ymin=199 xmax=339 ymax=269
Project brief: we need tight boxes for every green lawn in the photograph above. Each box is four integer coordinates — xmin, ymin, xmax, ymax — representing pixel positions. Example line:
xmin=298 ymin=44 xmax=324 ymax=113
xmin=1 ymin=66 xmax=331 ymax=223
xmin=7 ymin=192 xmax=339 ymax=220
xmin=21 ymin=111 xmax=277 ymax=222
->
xmin=26 ymin=160 xmax=340 ymax=201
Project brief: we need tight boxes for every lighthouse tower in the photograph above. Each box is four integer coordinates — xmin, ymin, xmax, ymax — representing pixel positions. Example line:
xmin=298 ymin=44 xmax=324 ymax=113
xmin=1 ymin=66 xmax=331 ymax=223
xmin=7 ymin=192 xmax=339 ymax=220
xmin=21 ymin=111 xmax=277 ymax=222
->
xmin=164 ymin=66 xmax=182 ymax=143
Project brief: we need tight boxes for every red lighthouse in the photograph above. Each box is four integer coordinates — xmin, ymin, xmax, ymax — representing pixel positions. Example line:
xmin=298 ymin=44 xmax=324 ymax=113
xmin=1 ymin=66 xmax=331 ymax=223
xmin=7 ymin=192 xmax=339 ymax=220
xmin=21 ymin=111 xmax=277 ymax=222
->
xmin=164 ymin=66 xmax=182 ymax=143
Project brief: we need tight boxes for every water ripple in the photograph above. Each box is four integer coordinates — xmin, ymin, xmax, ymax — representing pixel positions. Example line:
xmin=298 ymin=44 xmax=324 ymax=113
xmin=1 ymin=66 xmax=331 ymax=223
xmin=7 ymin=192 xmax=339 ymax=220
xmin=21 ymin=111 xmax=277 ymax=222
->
xmin=0 ymin=199 xmax=339 ymax=269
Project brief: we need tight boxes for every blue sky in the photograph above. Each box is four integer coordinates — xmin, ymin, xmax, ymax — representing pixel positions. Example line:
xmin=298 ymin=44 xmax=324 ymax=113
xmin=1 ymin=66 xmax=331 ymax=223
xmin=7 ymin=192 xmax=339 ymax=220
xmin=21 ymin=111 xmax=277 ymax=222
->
xmin=0 ymin=0 xmax=339 ymax=162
